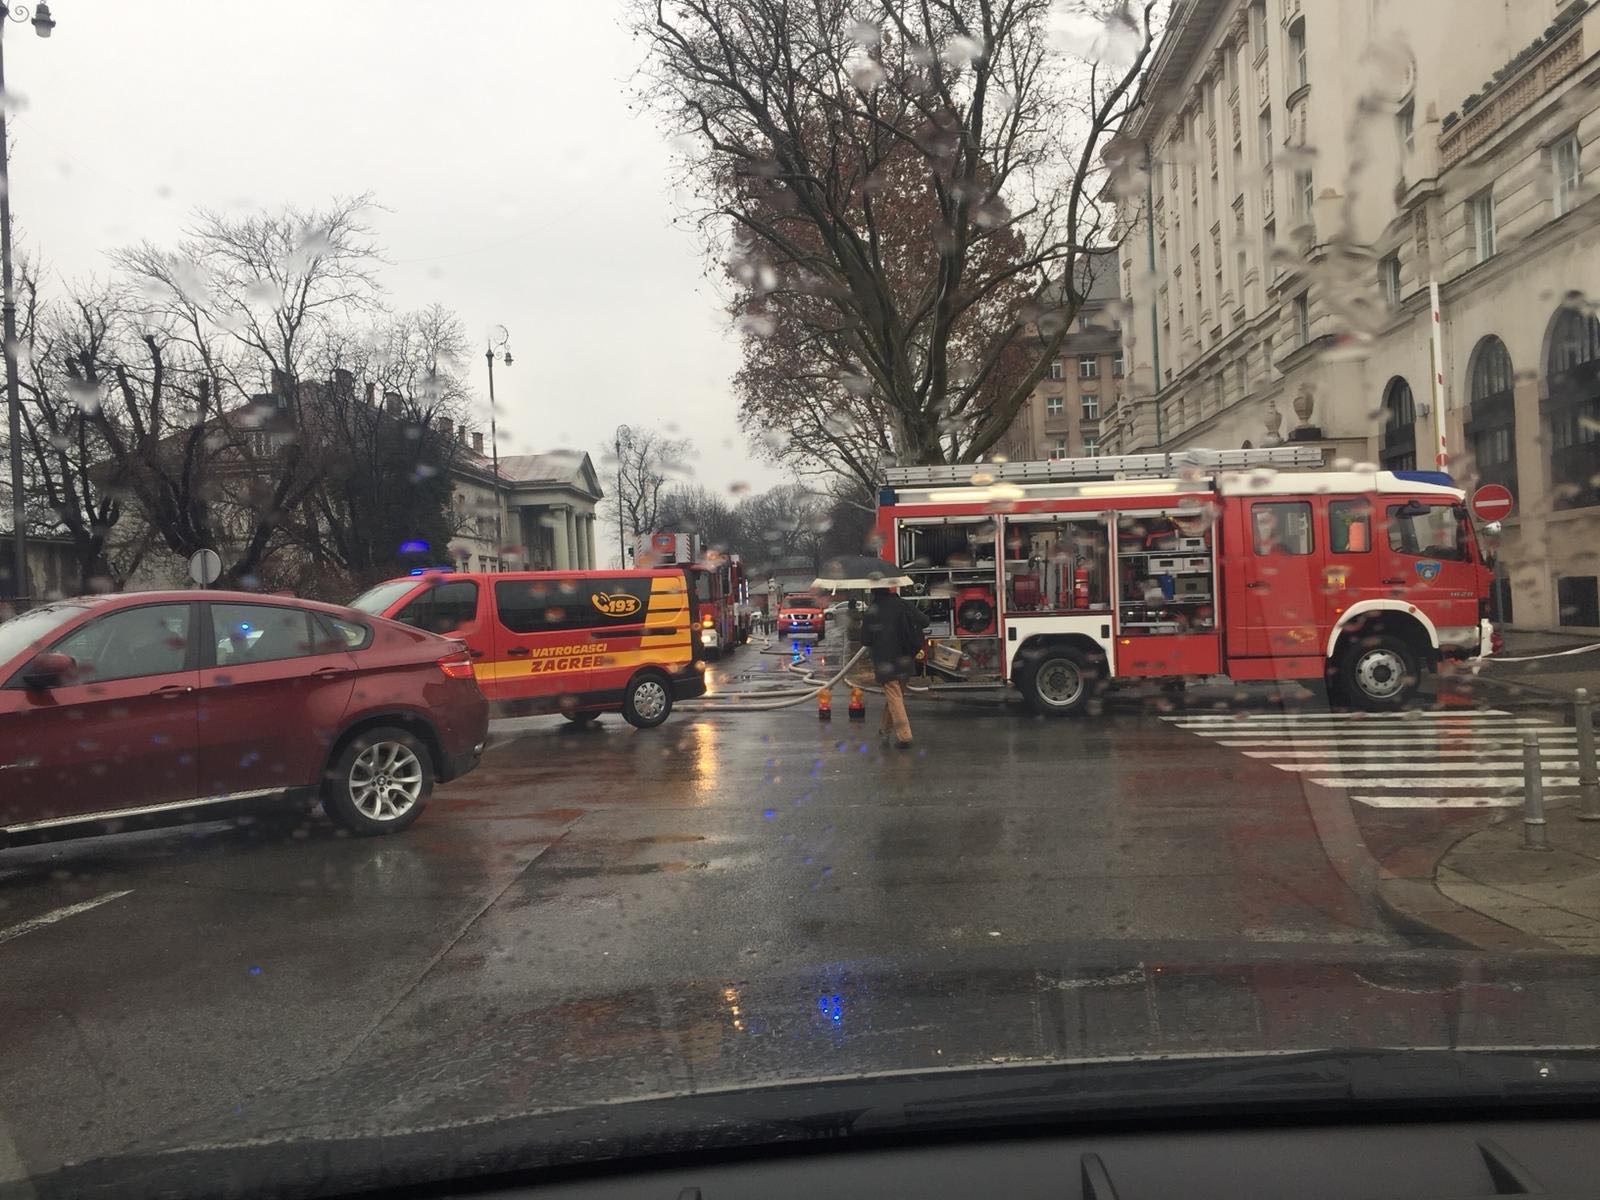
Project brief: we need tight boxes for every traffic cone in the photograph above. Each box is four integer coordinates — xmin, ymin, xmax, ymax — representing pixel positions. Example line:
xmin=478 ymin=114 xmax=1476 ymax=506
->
xmin=847 ymin=687 xmax=866 ymax=721
xmin=817 ymin=687 xmax=833 ymax=720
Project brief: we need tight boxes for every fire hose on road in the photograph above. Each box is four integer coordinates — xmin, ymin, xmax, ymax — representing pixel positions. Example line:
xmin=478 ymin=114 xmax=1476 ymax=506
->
xmin=673 ymin=643 xmax=869 ymax=713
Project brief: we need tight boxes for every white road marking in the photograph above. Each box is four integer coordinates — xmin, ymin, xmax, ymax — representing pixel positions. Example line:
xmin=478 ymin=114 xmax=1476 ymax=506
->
xmin=1171 ymin=710 xmax=1514 ymax=723
xmin=1170 ymin=717 xmax=1558 ymax=732
xmin=1277 ymin=761 xmax=1578 ymax=774
xmin=0 ymin=890 xmax=133 ymax=947
xmin=1164 ymin=710 xmax=1576 ymax=810
xmin=1309 ymin=777 xmax=1579 ymax=790
xmin=1350 ymin=795 xmax=1525 ymax=809
xmin=1214 ymin=735 xmax=1577 ymax=749
xmin=1242 ymin=748 xmax=1570 ymax=760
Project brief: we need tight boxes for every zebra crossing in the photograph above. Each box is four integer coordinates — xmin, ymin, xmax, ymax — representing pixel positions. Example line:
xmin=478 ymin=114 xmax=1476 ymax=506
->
xmin=1161 ymin=709 xmax=1578 ymax=809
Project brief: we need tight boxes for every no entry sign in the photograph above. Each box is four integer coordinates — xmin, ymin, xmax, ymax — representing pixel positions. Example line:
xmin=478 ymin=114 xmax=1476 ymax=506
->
xmin=1470 ymin=483 xmax=1514 ymax=523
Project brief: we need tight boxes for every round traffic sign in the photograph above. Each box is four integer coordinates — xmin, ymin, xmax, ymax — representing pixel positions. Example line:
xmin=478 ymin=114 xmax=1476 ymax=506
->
xmin=187 ymin=548 xmax=222 ymax=586
xmin=1470 ymin=483 xmax=1514 ymax=523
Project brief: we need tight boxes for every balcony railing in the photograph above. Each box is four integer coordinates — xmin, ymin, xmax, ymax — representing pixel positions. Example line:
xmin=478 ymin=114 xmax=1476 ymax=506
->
xmin=1440 ymin=24 xmax=1584 ymax=168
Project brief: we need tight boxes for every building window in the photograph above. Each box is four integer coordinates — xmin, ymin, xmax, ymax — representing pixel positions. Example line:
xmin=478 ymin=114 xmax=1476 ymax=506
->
xmin=1379 ymin=377 xmax=1418 ymax=472
xmin=1259 ymin=111 xmax=1274 ymax=163
xmin=1083 ymin=435 xmax=1101 ymax=457
xmin=1249 ymin=0 xmax=1267 ymax=57
xmin=1112 ymin=351 xmax=1125 ymax=378
xmin=1558 ymin=576 xmax=1600 ymax=628
xmin=1082 ymin=395 xmax=1100 ymax=420
xmin=1380 ymin=254 xmax=1402 ymax=308
xmin=1467 ymin=335 xmax=1517 ymax=497
xmin=1287 ymin=20 xmax=1308 ymax=91
xmin=1049 ymin=359 xmax=1065 ymax=381
xmin=1471 ymin=190 xmax=1497 ymax=264
xmin=1294 ymin=292 xmax=1311 ymax=345
xmin=1050 ymin=438 xmax=1069 ymax=461
xmin=1045 ymin=394 xmax=1064 ymax=416
xmin=1553 ymin=132 xmax=1583 ymax=217
xmin=1079 ymin=356 xmax=1100 ymax=379
xmin=1396 ymin=102 xmax=1415 ymax=156
xmin=1546 ymin=305 xmax=1600 ymax=509
xmin=1294 ymin=169 xmax=1315 ymax=221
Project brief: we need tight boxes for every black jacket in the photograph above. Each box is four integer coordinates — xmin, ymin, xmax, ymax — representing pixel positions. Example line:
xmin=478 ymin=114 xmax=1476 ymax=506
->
xmin=862 ymin=592 xmax=930 ymax=683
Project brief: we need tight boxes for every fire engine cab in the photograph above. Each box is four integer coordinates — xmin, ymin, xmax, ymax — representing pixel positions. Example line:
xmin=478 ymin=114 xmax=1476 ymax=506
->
xmin=874 ymin=446 xmax=1496 ymax=714
xmin=636 ymin=531 xmax=752 ymax=658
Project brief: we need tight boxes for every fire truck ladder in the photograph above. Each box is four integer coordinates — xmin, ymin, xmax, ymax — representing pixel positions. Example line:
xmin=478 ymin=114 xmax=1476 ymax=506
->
xmin=881 ymin=445 xmax=1325 ymax=488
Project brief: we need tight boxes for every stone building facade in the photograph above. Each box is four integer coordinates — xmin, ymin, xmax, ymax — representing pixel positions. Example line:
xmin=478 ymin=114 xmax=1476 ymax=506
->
xmin=1113 ymin=0 xmax=1600 ymax=631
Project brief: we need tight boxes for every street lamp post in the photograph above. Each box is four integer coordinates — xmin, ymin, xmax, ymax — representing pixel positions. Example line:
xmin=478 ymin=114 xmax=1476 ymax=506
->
xmin=2 ymin=2 xmax=53 ymax=611
xmin=615 ymin=428 xmax=625 ymax=567
xmin=484 ymin=325 xmax=511 ymax=571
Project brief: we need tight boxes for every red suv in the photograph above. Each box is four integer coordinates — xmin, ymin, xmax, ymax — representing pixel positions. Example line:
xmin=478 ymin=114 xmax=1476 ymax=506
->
xmin=0 ymin=591 xmax=488 ymax=845
xmin=776 ymin=594 xmax=825 ymax=640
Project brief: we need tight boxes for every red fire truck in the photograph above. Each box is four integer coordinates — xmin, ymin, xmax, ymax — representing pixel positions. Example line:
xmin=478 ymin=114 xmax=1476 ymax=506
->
xmin=874 ymin=447 xmax=1496 ymax=714
xmin=636 ymin=532 xmax=752 ymax=658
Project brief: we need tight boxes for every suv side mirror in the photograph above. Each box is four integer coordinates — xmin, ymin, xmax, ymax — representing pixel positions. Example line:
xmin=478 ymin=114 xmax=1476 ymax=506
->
xmin=22 ymin=651 xmax=76 ymax=690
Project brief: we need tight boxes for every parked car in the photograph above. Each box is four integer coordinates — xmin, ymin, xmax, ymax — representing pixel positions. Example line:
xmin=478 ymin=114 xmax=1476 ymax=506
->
xmin=350 ymin=568 xmax=707 ymax=727
xmin=776 ymin=594 xmax=826 ymax=640
xmin=0 ymin=592 xmax=488 ymax=845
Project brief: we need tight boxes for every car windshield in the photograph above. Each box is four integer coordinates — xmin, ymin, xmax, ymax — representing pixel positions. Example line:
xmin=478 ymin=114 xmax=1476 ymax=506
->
xmin=7 ymin=2 xmax=1600 ymax=1197
xmin=0 ymin=603 xmax=81 ymax=665
xmin=348 ymin=579 xmax=423 ymax=615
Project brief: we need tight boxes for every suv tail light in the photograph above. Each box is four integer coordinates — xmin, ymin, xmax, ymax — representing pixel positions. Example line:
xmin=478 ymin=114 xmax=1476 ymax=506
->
xmin=438 ymin=651 xmax=476 ymax=680
xmin=702 ymin=614 xmax=715 ymax=629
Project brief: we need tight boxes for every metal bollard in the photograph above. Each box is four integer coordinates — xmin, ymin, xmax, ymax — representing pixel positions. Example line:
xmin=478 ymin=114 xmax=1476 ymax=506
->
xmin=1575 ymin=688 xmax=1600 ymax=821
xmin=1522 ymin=733 xmax=1551 ymax=851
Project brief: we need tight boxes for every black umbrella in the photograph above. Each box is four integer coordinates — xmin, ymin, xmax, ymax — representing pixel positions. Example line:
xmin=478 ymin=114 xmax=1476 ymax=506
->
xmin=811 ymin=555 xmax=913 ymax=592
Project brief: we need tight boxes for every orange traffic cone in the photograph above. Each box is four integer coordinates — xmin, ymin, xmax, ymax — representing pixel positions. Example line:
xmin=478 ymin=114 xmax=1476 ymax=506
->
xmin=817 ymin=687 xmax=833 ymax=720
xmin=847 ymin=687 xmax=866 ymax=721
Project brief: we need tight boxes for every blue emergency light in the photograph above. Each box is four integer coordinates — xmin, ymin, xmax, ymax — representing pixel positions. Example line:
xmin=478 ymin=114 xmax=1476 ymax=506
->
xmin=1391 ymin=470 xmax=1456 ymax=488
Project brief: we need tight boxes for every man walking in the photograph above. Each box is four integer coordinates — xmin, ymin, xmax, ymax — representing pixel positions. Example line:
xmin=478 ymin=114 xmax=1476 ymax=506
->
xmin=862 ymin=587 xmax=929 ymax=749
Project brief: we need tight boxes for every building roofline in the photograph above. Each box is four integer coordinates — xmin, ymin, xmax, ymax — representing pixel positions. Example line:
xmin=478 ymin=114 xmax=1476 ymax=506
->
xmin=1127 ymin=0 xmax=1232 ymax=143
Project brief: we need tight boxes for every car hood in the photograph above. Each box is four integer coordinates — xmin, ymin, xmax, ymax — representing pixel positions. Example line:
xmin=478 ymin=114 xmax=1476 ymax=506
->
xmin=17 ymin=950 xmax=1600 ymax=1199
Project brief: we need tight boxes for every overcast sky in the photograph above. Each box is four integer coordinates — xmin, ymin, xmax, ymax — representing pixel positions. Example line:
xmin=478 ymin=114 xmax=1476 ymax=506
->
xmin=11 ymin=0 xmax=782 ymax=493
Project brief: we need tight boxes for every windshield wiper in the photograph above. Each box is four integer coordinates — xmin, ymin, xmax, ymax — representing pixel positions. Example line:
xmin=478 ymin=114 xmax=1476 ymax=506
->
xmin=830 ymin=1048 xmax=1600 ymax=1136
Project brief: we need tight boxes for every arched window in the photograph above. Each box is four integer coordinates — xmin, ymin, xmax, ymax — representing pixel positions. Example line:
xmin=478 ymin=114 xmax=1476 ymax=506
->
xmin=1466 ymin=336 xmax=1517 ymax=495
xmin=1546 ymin=306 xmax=1600 ymax=510
xmin=1379 ymin=377 xmax=1417 ymax=471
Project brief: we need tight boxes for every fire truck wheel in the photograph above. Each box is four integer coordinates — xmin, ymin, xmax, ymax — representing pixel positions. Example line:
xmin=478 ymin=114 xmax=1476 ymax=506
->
xmin=1019 ymin=647 xmax=1096 ymax=717
xmin=623 ymin=671 xmax=674 ymax=729
xmin=1340 ymin=634 xmax=1419 ymax=711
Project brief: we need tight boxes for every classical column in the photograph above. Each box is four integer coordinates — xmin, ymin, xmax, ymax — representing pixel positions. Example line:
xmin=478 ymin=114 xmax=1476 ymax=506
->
xmin=552 ymin=507 xmax=571 ymax=569
xmin=575 ymin=514 xmax=589 ymax=569
xmin=564 ymin=506 xmax=578 ymax=571
xmin=585 ymin=513 xmax=598 ymax=570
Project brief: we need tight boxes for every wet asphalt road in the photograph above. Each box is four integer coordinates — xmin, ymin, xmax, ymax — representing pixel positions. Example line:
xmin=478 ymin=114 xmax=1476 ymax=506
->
xmin=4 ymin=640 xmax=1600 ymax=1183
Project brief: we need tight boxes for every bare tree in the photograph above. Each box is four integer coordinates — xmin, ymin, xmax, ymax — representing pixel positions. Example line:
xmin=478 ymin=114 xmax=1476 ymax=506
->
xmin=12 ymin=268 xmax=148 ymax=591
xmin=291 ymin=305 xmax=475 ymax=585
xmin=605 ymin=424 xmax=693 ymax=558
xmin=633 ymin=0 xmax=1159 ymax=484
xmin=95 ymin=196 xmax=385 ymax=586
xmin=657 ymin=483 xmax=744 ymax=552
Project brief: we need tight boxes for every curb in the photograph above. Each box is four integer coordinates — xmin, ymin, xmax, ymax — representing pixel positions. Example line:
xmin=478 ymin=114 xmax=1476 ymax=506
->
xmin=1373 ymin=876 xmax=1553 ymax=954
xmin=1300 ymin=776 xmax=1557 ymax=954
xmin=1471 ymin=671 xmax=1591 ymax=707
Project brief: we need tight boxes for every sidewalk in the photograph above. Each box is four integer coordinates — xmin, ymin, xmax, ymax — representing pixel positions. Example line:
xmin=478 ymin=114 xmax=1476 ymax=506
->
xmin=1434 ymin=798 xmax=1600 ymax=955
xmin=1463 ymin=630 xmax=1600 ymax=707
